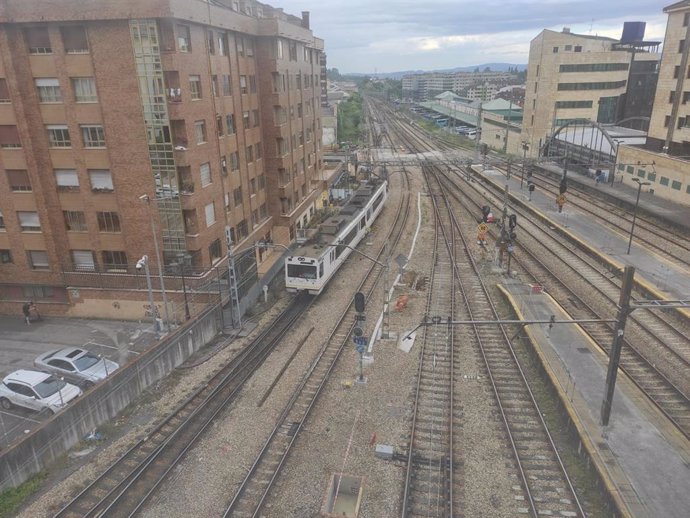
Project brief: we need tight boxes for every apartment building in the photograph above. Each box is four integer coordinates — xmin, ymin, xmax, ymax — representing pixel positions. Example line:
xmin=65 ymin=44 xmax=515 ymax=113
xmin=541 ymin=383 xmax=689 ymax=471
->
xmin=402 ymin=70 xmax=514 ymax=102
xmin=521 ymin=26 xmax=660 ymax=156
xmin=0 ymin=0 xmax=325 ymax=312
xmin=618 ymin=1 xmax=690 ymax=204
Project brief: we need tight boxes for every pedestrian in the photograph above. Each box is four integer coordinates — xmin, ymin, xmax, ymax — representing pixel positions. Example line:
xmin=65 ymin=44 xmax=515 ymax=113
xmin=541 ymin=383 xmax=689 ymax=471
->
xmin=22 ymin=301 xmax=32 ymax=325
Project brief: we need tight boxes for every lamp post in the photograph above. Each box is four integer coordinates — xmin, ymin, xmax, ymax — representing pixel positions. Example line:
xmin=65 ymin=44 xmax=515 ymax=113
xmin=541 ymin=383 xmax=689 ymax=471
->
xmin=137 ymin=255 xmax=160 ymax=336
xmin=626 ymin=178 xmax=650 ymax=254
xmin=520 ymin=142 xmax=529 ymax=189
xmin=174 ymin=255 xmax=191 ymax=321
xmin=140 ymin=194 xmax=171 ymax=331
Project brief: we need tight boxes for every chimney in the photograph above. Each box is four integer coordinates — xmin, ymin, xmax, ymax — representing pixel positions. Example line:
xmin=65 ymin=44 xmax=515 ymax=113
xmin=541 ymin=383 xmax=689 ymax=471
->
xmin=302 ymin=11 xmax=310 ymax=29
xmin=562 ymin=27 xmax=570 ymax=33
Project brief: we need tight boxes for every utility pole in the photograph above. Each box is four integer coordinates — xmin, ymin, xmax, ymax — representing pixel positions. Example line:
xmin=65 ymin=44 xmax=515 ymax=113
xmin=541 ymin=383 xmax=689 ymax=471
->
xmin=601 ymin=266 xmax=635 ymax=426
xmin=225 ymin=226 xmax=242 ymax=329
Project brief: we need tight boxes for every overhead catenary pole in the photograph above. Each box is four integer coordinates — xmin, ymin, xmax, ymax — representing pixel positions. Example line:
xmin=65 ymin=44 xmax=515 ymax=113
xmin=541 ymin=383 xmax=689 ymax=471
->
xmin=141 ymin=195 xmax=171 ymax=331
xmin=601 ymin=266 xmax=635 ymax=426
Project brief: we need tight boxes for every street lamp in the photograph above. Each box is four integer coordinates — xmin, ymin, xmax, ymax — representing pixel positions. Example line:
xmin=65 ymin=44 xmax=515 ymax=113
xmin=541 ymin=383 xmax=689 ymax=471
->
xmin=140 ymin=194 xmax=171 ymax=331
xmin=137 ymin=255 xmax=160 ymax=336
xmin=520 ymin=142 xmax=529 ymax=189
xmin=173 ymin=255 xmax=191 ymax=321
xmin=626 ymin=178 xmax=650 ymax=254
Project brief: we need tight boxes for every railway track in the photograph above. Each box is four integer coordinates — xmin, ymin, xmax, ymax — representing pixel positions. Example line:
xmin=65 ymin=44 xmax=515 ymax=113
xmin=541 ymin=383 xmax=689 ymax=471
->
xmin=55 ymin=293 xmax=313 ymax=518
xmin=401 ymin=163 xmax=457 ymax=516
xmin=437 ymin=166 xmax=690 ymax=438
xmin=421 ymin=162 xmax=584 ymax=516
xmin=223 ymin=168 xmax=412 ymax=517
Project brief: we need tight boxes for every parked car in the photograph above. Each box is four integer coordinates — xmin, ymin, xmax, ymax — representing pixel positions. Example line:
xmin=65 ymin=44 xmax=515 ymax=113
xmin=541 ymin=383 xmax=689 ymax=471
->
xmin=0 ymin=370 xmax=82 ymax=414
xmin=34 ymin=347 xmax=119 ymax=388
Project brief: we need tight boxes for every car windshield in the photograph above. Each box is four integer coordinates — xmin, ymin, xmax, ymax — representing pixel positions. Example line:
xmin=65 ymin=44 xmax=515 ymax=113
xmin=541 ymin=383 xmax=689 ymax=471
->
xmin=73 ymin=353 xmax=100 ymax=371
xmin=34 ymin=376 xmax=67 ymax=398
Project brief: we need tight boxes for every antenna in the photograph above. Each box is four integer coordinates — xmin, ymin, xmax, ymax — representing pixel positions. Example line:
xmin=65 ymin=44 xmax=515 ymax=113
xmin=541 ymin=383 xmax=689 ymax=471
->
xmin=589 ymin=19 xmax=594 ymax=34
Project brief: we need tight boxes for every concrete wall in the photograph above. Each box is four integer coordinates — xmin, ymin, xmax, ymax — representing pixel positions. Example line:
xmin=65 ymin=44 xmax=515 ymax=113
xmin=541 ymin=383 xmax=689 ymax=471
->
xmin=0 ymin=303 xmax=222 ymax=491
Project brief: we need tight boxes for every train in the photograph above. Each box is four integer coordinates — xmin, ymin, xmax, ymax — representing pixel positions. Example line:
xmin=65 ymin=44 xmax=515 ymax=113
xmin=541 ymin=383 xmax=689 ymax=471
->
xmin=285 ymin=178 xmax=388 ymax=295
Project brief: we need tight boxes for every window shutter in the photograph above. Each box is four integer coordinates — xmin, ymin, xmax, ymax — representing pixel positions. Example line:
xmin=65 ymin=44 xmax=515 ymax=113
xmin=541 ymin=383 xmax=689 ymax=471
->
xmin=55 ymin=169 xmax=80 ymax=186
xmin=0 ymin=79 xmax=9 ymax=101
xmin=0 ymin=125 xmax=21 ymax=146
xmin=25 ymin=27 xmax=51 ymax=48
xmin=72 ymin=250 xmax=95 ymax=270
xmin=61 ymin=26 xmax=88 ymax=52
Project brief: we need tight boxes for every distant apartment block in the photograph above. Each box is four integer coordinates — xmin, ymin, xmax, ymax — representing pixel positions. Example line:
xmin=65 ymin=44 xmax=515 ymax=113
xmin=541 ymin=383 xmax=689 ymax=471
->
xmin=521 ymin=25 xmax=660 ymax=156
xmin=0 ymin=0 xmax=325 ymax=313
xmin=402 ymin=70 xmax=515 ymax=102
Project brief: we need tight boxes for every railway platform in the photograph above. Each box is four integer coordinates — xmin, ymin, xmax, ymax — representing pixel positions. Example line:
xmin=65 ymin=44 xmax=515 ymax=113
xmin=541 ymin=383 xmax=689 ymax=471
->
xmin=500 ymin=281 xmax=690 ymax=518
xmin=470 ymin=164 xmax=690 ymax=301
xmin=536 ymin=161 xmax=690 ymax=233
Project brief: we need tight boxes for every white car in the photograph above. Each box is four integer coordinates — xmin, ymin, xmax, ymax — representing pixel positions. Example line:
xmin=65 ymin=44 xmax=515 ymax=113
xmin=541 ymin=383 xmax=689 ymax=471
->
xmin=0 ymin=370 xmax=82 ymax=414
xmin=34 ymin=347 xmax=119 ymax=388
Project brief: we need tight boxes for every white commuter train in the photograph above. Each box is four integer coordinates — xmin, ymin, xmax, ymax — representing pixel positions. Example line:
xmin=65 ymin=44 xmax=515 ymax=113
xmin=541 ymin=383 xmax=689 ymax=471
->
xmin=285 ymin=179 xmax=388 ymax=295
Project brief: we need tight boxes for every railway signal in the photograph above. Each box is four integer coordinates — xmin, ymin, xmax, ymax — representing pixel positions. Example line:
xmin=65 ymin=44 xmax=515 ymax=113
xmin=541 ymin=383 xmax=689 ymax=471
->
xmin=477 ymin=222 xmax=489 ymax=246
xmin=508 ymin=214 xmax=517 ymax=240
xmin=557 ymin=194 xmax=566 ymax=213
xmin=527 ymin=182 xmax=535 ymax=201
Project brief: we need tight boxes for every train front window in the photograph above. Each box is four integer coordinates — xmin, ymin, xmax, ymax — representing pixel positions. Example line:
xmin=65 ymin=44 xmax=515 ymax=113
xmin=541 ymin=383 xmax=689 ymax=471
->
xmin=288 ymin=263 xmax=317 ymax=279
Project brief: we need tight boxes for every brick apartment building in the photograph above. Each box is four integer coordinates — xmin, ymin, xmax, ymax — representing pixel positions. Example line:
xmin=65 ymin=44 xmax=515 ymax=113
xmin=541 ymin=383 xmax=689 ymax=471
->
xmin=0 ymin=0 xmax=325 ymax=315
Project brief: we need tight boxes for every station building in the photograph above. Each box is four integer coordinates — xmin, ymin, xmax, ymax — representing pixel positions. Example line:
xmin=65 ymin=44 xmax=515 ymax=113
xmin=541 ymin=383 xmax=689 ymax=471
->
xmin=0 ymin=0 xmax=326 ymax=316
xmin=521 ymin=24 xmax=660 ymax=156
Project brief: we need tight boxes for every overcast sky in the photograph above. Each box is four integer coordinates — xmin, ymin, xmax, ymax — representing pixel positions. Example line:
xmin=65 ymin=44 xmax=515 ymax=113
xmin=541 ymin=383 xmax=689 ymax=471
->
xmin=276 ymin=0 xmax=668 ymax=74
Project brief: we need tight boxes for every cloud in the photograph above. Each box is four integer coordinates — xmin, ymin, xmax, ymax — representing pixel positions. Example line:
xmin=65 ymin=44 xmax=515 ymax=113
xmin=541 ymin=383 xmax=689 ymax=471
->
xmin=274 ymin=0 xmax=668 ymax=72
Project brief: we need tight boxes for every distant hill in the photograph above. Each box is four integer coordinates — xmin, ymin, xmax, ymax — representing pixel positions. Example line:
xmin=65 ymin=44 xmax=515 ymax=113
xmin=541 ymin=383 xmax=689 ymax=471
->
xmin=345 ymin=63 xmax=527 ymax=80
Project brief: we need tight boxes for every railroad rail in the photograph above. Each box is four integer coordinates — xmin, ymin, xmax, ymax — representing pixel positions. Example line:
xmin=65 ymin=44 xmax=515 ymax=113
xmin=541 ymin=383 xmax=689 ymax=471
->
xmin=55 ymin=292 xmax=313 ymax=518
xmin=223 ymin=167 xmax=412 ymax=517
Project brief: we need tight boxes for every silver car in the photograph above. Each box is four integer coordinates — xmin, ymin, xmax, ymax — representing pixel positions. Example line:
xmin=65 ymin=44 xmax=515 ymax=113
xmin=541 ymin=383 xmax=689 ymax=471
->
xmin=34 ymin=347 xmax=119 ymax=388
xmin=0 ymin=370 xmax=82 ymax=414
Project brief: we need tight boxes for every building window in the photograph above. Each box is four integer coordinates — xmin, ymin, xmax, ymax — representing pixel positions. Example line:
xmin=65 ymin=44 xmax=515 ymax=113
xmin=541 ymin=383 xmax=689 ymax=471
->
xmin=7 ymin=170 xmax=31 ymax=192
xmin=177 ymin=25 xmax=191 ymax=52
xmin=289 ymin=41 xmax=297 ymax=61
xmin=233 ymin=186 xmax=243 ymax=205
xmin=200 ymin=162 xmax=212 ymax=186
xmin=249 ymin=177 xmax=256 ymax=195
xmin=53 ymin=169 xmax=79 ymax=192
xmin=675 ymin=66 xmax=681 ymax=79
xmin=240 ymin=75 xmax=248 ymax=95
xmin=672 ymin=180 xmax=682 ymax=190
xmin=222 ymin=74 xmax=232 ymax=96
xmin=81 ymin=125 xmax=106 ymax=147
xmin=559 ymin=63 xmax=628 ymax=73
xmin=71 ymin=250 xmax=95 ymax=271
xmin=63 ymin=210 xmax=87 ymax=231
xmin=246 ymin=38 xmax=254 ymax=57
xmin=683 ymin=92 xmax=690 ymax=104
xmin=72 ymin=77 xmax=97 ymax=102
xmin=97 ymin=211 xmax=121 ymax=232
xmin=25 ymin=27 xmax=51 ymax=54
xmin=18 ymin=211 xmax=41 ymax=231
xmin=230 ymin=151 xmax=239 ymax=171
xmin=680 ymin=40 xmax=686 ymax=54
xmin=557 ymin=80 xmax=627 ymax=91
xmin=0 ymin=211 xmax=4 ymax=230
xmin=647 ymin=172 xmax=656 ymax=182
xmin=660 ymin=176 xmax=669 ymax=186
xmin=238 ymin=219 xmax=248 ymax=238
xmin=665 ymin=115 xmax=671 ymax=128
xmin=35 ymin=78 xmax=62 ymax=103
xmin=226 ymin=114 xmax=235 ymax=134
xmin=205 ymin=202 xmax=216 ymax=227
xmin=246 ymin=145 xmax=253 ymax=163
xmin=209 ymin=238 xmax=222 ymax=262
xmin=685 ymin=12 xmax=690 ymax=27
xmin=28 ymin=250 xmax=49 ymax=270
xmin=552 ymin=46 xmax=558 ymax=53
xmin=670 ymin=91 xmax=676 ymax=103
xmin=275 ymin=39 xmax=284 ymax=59
xmin=102 ymin=251 xmax=127 ymax=271
xmin=252 ymin=109 xmax=260 ymax=127
xmin=189 ymin=75 xmax=202 ymax=99
xmin=195 ymin=120 xmax=207 ymax=144
xmin=218 ymin=33 xmax=228 ymax=56
xmin=211 ymin=75 xmax=218 ymax=97
xmin=243 ymin=110 xmax=250 ymax=128
xmin=47 ymin=125 xmax=71 ymax=147
xmin=61 ymin=26 xmax=88 ymax=53
xmin=89 ymin=169 xmax=113 ymax=191
xmin=249 ymin=75 xmax=257 ymax=93
xmin=0 ymin=78 xmax=10 ymax=103
xmin=0 ymin=125 xmax=21 ymax=148
xmin=207 ymin=30 xmax=215 ymax=54
xmin=574 ymin=45 xmax=582 ymax=52
xmin=216 ymin=115 xmax=223 ymax=137
xmin=256 ymin=143 xmax=262 ymax=160
xmin=0 ymin=249 xmax=12 ymax=264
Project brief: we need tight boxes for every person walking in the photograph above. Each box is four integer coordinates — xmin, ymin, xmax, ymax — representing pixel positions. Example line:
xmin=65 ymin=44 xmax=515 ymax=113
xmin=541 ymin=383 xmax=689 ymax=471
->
xmin=22 ymin=301 xmax=32 ymax=325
